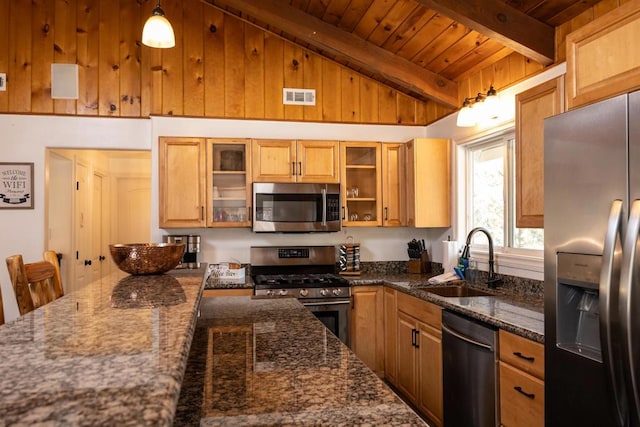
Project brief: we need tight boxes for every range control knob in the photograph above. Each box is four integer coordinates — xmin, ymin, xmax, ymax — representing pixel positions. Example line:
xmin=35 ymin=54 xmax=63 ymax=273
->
xmin=320 ymin=288 xmax=329 ymax=297
xmin=266 ymin=289 xmax=274 ymax=297
xmin=278 ymin=289 xmax=289 ymax=296
xmin=299 ymin=289 xmax=309 ymax=297
xmin=332 ymin=288 xmax=342 ymax=296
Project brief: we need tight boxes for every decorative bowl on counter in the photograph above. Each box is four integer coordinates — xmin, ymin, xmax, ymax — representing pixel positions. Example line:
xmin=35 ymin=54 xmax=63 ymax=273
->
xmin=109 ymin=243 xmax=185 ymax=275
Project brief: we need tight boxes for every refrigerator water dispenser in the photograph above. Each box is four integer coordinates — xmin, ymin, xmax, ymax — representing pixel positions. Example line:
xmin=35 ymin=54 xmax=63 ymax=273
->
xmin=556 ymin=252 xmax=603 ymax=362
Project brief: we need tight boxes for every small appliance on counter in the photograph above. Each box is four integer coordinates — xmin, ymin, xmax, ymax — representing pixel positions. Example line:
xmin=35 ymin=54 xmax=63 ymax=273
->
xmin=162 ymin=234 xmax=201 ymax=268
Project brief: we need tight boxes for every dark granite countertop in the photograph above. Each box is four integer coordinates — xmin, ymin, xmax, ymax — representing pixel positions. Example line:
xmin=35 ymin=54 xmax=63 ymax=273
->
xmin=0 ymin=268 xmax=206 ymax=426
xmin=205 ymin=270 xmax=544 ymax=343
xmin=175 ymin=296 xmax=427 ymax=426
xmin=351 ymin=273 xmax=544 ymax=343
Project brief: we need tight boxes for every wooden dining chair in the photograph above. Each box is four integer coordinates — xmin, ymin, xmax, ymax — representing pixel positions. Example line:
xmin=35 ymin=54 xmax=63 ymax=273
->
xmin=6 ymin=250 xmax=64 ymax=316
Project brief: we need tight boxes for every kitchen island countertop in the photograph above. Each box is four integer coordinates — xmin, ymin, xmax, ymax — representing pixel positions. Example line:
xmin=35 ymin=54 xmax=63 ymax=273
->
xmin=0 ymin=268 xmax=206 ymax=425
xmin=175 ymin=296 xmax=427 ymax=426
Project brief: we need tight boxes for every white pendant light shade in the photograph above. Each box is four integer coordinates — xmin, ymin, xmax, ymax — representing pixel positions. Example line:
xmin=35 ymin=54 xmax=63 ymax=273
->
xmin=482 ymin=86 xmax=500 ymax=121
xmin=456 ymin=100 xmax=476 ymax=127
xmin=142 ymin=2 xmax=175 ymax=48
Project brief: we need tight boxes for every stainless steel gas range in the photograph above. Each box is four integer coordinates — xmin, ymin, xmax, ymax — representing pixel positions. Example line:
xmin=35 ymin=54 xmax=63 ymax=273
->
xmin=251 ymin=245 xmax=351 ymax=346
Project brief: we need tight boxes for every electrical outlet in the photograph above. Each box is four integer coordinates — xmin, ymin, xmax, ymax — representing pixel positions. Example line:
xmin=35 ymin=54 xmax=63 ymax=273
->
xmin=0 ymin=73 xmax=6 ymax=91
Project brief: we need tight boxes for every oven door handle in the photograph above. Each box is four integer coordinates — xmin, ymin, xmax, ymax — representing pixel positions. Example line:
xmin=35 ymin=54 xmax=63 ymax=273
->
xmin=302 ymin=300 xmax=351 ymax=306
xmin=321 ymin=187 xmax=327 ymax=226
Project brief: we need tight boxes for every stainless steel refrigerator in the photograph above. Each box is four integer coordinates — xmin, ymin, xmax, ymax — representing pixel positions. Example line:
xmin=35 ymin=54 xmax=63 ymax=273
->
xmin=544 ymin=91 xmax=640 ymax=426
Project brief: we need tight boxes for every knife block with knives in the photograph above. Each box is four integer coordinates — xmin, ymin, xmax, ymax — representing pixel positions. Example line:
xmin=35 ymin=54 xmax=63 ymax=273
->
xmin=408 ymin=238 xmax=432 ymax=274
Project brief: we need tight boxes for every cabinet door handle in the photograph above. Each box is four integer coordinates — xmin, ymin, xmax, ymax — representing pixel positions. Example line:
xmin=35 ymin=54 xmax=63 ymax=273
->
xmin=513 ymin=351 xmax=535 ymax=362
xmin=292 ymin=162 xmax=296 ymax=176
xmin=247 ymin=207 xmax=251 ymax=222
xmin=411 ymin=329 xmax=418 ymax=347
xmin=298 ymin=162 xmax=302 ymax=176
xmin=384 ymin=207 xmax=388 ymax=220
xmin=414 ymin=329 xmax=420 ymax=349
xmin=201 ymin=206 xmax=205 ymax=220
xmin=514 ymin=386 xmax=535 ymax=399
xmin=342 ymin=206 xmax=346 ymax=220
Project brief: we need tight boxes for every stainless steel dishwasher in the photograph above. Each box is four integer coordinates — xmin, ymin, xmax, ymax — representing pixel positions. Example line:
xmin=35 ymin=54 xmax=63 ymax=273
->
xmin=442 ymin=310 xmax=499 ymax=427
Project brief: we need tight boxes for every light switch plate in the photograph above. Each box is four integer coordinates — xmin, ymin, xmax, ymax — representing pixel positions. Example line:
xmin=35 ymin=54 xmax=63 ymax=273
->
xmin=0 ymin=73 xmax=6 ymax=91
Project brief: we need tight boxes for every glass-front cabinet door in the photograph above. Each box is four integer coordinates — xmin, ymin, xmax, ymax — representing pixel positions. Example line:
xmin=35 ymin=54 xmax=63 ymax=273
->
xmin=340 ymin=142 xmax=382 ymax=226
xmin=206 ymin=138 xmax=252 ymax=227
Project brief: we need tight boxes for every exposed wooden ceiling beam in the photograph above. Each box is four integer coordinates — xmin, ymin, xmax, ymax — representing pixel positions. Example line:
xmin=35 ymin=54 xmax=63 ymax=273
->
xmin=203 ymin=0 xmax=459 ymax=108
xmin=416 ymin=0 xmax=555 ymax=65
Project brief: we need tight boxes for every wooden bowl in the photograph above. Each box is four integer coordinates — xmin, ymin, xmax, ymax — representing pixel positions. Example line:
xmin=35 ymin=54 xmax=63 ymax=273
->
xmin=109 ymin=243 xmax=185 ymax=275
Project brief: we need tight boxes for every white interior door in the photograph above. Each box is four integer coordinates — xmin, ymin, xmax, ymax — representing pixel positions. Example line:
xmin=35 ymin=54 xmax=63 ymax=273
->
xmin=47 ymin=152 xmax=73 ymax=292
xmin=116 ymin=177 xmax=151 ymax=244
xmin=74 ymin=162 xmax=91 ymax=292
xmin=91 ymin=173 xmax=106 ymax=281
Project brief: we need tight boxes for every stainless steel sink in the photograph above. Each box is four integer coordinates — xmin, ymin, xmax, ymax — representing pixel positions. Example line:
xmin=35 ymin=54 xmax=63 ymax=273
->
xmin=425 ymin=285 xmax=495 ymax=297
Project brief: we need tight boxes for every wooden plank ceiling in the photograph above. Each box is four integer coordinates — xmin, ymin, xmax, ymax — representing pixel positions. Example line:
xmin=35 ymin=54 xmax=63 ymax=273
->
xmin=203 ymin=0 xmax=599 ymax=108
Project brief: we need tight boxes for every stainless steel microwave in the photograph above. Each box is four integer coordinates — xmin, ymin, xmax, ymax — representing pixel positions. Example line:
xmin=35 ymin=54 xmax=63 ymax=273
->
xmin=252 ymin=183 xmax=341 ymax=232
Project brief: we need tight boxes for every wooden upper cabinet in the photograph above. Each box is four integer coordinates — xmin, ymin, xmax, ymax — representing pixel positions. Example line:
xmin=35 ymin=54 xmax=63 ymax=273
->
xmin=382 ymin=143 xmax=406 ymax=227
xmin=206 ymin=138 xmax=252 ymax=228
xmin=252 ymin=139 xmax=297 ymax=182
xmin=567 ymin=1 xmax=640 ymax=109
xmin=252 ymin=139 xmax=339 ymax=183
xmin=159 ymin=137 xmax=206 ymax=228
xmin=341 ymin=142 xmax=383 ymax=226
xmin=516 ymin=77 xmax=564 ymax=228
xmin=406 ymin=138 xmax=450 ymax=228
xmin=297 ymin=140 xmax=340 ymax=183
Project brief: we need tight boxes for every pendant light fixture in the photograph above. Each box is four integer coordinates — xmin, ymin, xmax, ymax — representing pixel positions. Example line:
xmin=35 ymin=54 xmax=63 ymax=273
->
xmin=456 ymin=85 xmax=500 ymax=127
xmin=142 ymin=0 xmax=175 ymax=49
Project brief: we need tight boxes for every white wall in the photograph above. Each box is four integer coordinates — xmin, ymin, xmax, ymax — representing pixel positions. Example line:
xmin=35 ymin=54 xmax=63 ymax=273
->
xmin=0 ymin=115 xmax=151 ymax=322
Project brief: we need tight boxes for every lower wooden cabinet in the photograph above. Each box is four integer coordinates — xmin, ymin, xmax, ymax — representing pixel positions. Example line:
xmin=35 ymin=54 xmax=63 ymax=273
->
xmin=499 ymin=330 xmax=545 ymax=427
xmin=395 ymin=292 xmax=443 ymax=426
xmin=350 ymin=286 xmax=384 ymax=377
xmin=383 ymin=287 xmax=398 ymax=384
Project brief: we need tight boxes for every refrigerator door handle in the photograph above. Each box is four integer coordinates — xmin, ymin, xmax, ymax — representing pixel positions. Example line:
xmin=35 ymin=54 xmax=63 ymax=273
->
xmin=599 ymin=199 xmax=627 ymax=427
xmin=620 ymin=199 xmax=640 ymax=425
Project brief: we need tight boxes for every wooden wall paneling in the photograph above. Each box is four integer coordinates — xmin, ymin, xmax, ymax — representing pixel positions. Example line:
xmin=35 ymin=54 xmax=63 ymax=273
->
xmin=383 ymin=9 xmax=437 ymax=54
xmin=341 ymin=68 xmax=360 ymax=122
xmin=594 ymin=0 xmax=621 ymax=18
xmin=183 ymin=0 xmax=205 ymax=117
xmin=378 ymin=86 xmax=396 ymax=124
xmin=0 ymin=0 xmax=8 ymax=111
xmin=415 ymin=99 xmax=426 ymax=125
xmin=413 ymin=20 xmax=468 ymax=69
xmin=223 ymin=15 xmax=244 ymax=117
xmin=524 ymin=57 xmax=544 ymax=76
xmin=338 ymin=0 xmax=373 ymax=32
xmin=397 ymin=92 xmax=415 ymax=124
xmin=555 ymin=21 xmax=571 ymax=63
xmin=244 ymin=23 xmax=265 ymax=119
xmin=119 ymin=0 xmax=141 ymax=117
xmin=492 ymin=56 xmax=511 ymax=90
xmin=203 ymin=7 xmax=225 ymax=118
xmin=161 ymin=0 xmax=184 ymax=115
xmin=303 ymin=51 xmax=323 ymax=121
xmin=359 ymin=78 xmax=379 ymax=123
xmin=77 ymin=0 xmax=100 ymax=115
xmin=32 ymin=0 xmax=55 ymax=114
xmin=468 ymin=72 xmax=482 ymax=101
xmin=9 ymin=1 xmax=32 ymax=112
xmin=283 ymin=43 xmax=304 ymax=120
xmin=481 ymin=67 xmax=496 ymax=92
xmin=98 ymin=0 xmax=120 ymax=116
xmin=263 ymin=33 xmax=284 ymax=119
xmin=321 ymin=59 xmax=340 ymax=122
xmin=508 ymin=53 xmax=526 ymax=82
xmin=54 ymin=0 xmax=78 ymax=115
xmin=400 ymin=12 xmax=453 ymax=61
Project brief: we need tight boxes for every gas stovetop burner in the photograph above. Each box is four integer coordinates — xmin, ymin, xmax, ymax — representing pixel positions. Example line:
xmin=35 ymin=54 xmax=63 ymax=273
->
xmin=254 ymin=273 xmax=348 ymax=287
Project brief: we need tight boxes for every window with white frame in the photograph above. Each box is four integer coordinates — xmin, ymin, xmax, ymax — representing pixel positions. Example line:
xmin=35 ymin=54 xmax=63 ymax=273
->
xmin=464 ymin=131 xmax=544 ymax=257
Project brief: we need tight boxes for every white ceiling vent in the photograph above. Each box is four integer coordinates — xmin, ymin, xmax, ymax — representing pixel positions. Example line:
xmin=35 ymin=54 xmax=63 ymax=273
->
xmin=283 ymin=88 xmax=316 ymax=105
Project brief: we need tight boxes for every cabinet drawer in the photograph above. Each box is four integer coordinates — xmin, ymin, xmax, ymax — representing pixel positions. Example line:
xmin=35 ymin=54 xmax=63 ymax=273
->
xmin=499 ymin=362 xmax=544 ymax=427
xmin=396 ymin=292 xmax=441 ymax=330
xmin=499 ymin=330 xmax=544 ymax=379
